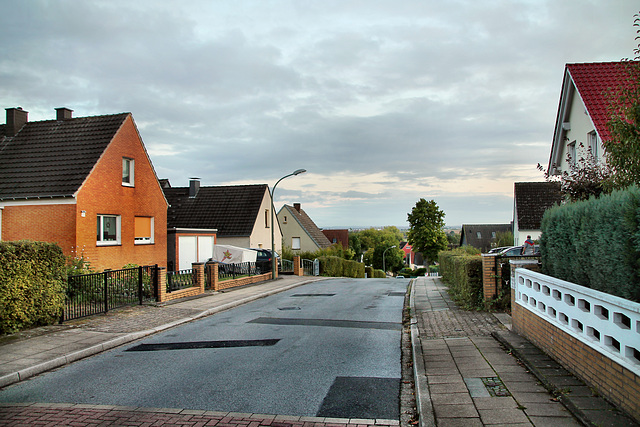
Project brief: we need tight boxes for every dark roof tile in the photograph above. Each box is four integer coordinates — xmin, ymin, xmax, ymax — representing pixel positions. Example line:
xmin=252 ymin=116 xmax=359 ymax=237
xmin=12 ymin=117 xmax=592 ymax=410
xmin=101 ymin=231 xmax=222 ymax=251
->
xmin=515 ymin=182 xmax=562 ymax=230
xmin=164 ymin=184 xmax=268 ymax=237
xmin=0 ymin=113 xmax=129 ymax=200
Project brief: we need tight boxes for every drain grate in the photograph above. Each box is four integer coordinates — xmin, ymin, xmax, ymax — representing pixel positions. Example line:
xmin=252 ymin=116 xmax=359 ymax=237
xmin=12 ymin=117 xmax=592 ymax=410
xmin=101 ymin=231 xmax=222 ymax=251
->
xmin=126 ymin=339 xmax=280 ymax=351
xmin=387 ymin=292 xmax=406 ymax=297
xmin=482 ymin=377 xmax=511 ymax=397
xmin=278 ymin=307 xmax=301 ymax=311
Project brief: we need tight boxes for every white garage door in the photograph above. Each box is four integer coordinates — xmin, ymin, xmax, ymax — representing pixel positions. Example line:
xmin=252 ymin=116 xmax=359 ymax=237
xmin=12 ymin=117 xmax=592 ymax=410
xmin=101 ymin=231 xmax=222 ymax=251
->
xmin=178 ymin=236 xmax=197 ymax=270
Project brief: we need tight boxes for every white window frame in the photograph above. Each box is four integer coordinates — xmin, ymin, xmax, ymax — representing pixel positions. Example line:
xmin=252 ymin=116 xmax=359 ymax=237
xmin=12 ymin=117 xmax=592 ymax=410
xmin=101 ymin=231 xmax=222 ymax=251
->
xmin=134 ymin=216 xmax=154 ymax=245
xmin=292 ymin=237 xmax=301 ymax=250
xmin=588 ymin=131 xmax=599 ymax=161
xmin=122 ymin=157 xmax=135 ymax=187
xmin=97 ymin=214 xmax=121 ymax=246
xmin=568 ymin=141 xmax=577 ymax=166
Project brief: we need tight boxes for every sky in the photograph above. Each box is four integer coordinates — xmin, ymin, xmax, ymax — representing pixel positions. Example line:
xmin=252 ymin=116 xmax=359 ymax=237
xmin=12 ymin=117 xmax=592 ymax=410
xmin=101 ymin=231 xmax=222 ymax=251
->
xmin=1 ymin=1 xmax=637 ymax=228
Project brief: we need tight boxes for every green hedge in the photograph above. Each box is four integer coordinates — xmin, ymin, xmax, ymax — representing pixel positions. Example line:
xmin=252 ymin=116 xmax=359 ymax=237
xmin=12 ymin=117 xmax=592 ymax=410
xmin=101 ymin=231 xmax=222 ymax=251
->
xmin=541 ymin=186 xmax=640 ymax=302
xmin=0 ymin=241 xmax=67 ymax=334
xmin=438 ymin=249 xmax=483 ymax=309
xmin=318 ymin=256 xmax=365 ymax=278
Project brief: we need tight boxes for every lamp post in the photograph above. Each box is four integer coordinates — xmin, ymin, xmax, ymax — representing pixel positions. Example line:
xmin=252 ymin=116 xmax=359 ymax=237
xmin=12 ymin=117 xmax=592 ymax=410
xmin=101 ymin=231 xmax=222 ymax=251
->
xmin=270 ymin=169 xmax=306 ymax=277
xmin=383 ymin=245 xmax=396 ymax=276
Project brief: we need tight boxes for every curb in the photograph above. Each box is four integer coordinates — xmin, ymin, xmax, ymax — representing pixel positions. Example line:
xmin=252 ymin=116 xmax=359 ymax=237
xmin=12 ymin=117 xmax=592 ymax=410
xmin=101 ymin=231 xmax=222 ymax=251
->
xmin=0 ymin=279 xmax=319 ymax=389
xmin=408 ymin=280 xmax=435 ymax=427
xmin=492 ymin=330 xmax=638 ymax=427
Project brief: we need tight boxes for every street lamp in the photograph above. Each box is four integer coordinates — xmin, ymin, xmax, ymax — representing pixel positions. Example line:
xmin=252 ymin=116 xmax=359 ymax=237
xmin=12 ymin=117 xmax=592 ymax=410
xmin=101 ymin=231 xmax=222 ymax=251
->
xmin=270 ymin=169 xmax=306 ymax=277
xmin=383 ymin=245 xmax=396 ymax=276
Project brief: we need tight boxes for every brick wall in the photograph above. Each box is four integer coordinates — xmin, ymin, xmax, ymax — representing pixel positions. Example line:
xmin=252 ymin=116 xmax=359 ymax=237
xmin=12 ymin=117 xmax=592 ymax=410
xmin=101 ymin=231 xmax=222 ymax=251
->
xmin=76 ymin=115 xmax=167 ymax=270
xmin=1 ymin=203 xmax=76 ymax=255
xmin=511 ymin=288 xmax=640 ymax=422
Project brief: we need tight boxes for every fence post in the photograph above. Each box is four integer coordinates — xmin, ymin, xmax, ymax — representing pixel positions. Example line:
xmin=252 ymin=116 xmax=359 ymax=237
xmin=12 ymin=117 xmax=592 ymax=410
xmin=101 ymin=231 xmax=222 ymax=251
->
xmin=193 ymin=262 xmax=205 ymax=294
xmin=212 ymin=262 xmax=219 ymax=291
xmin=481 ymin=254 xmax=498 ymax=300
xmin=104 ymin=272 xmax=109 ymax=313
xmin=294 ymin=256 xmax=303 ymax=276
xmin=157 ymin=267 xmax=167 ymax=303
xmin=138 ymin=266 xmax=143 ymax=305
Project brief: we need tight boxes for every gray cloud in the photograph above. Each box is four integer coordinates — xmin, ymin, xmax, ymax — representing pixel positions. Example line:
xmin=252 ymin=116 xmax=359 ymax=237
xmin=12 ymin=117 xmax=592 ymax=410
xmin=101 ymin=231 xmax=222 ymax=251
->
xmin=1 ymin=0 xmax=636 ymax=227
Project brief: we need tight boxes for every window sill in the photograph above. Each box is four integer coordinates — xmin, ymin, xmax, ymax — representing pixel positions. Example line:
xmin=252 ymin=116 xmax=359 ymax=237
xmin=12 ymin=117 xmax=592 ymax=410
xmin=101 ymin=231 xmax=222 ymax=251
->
xmin=97 ymin=242 xmax=121 ymax=247
xmin=135 ymin=241 xmax=154 ymax=245
xmin=122 ymin=183 xmax=135 ymax=188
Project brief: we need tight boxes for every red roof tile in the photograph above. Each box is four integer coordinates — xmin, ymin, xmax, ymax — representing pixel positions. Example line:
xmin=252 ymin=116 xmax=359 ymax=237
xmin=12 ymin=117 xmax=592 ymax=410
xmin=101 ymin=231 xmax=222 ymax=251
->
xmin=566 ymin=62 xmax=635 ymax=142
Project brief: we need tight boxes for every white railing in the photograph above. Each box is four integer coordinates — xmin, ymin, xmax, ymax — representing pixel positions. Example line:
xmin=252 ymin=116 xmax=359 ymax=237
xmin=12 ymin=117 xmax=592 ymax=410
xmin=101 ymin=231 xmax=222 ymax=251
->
xmin=514 ymin=267 xmax=640 ymax=376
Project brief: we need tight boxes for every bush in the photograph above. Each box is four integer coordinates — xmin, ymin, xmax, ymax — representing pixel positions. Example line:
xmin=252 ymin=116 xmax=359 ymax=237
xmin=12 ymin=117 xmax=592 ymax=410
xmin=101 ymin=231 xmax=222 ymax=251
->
xmin=318 ymin=256 xmax=365 ymax=278
xmin=541 ymin=186 xmax=640 ymax=302
xmin=438 ymin=248 xmax=483 ymax=309
xmin=0 ymin=241 xmax=67 ymax=334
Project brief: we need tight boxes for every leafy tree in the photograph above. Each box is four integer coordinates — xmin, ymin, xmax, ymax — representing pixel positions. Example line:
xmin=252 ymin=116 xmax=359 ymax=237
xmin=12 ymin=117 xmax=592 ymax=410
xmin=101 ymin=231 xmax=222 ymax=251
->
xmin=351 ymin=226 xmax=404 ymax=264
xmin=493 ymin=231 xmax=514 ymax=248
xmin=407 ymin=198 xmax=448 ymax=264
xmin=603 ymin=15 xmax=640 ymax=191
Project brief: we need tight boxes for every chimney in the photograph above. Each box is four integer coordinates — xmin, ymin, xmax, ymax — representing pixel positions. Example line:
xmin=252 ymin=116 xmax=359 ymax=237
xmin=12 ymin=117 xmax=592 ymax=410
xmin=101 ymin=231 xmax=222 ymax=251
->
xmin=5 ymin=107 xmax=28 ymax=137
xmin=294 ymin=203 xmax=301 ymax=212
xmin=55 ymin=107 xmax=73 ymax=120
xmin=189 ymin=178 xmax=200 ymax=198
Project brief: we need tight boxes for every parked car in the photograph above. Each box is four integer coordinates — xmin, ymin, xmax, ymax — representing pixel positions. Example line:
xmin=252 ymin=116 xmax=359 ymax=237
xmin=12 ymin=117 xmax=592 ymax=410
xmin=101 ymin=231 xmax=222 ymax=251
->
xmin=496 ymin=245 xmax=540 ymax=256
xmin=488 ymin=246 xmax=510 ymax=254
xmin=250 ymin=248 xmax=279 ymax=262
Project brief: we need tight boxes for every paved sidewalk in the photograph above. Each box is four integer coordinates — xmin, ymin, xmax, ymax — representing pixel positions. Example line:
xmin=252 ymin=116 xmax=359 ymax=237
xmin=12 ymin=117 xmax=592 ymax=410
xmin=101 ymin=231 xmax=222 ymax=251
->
xmin=410 ymin=277 xmax=581 ymax=427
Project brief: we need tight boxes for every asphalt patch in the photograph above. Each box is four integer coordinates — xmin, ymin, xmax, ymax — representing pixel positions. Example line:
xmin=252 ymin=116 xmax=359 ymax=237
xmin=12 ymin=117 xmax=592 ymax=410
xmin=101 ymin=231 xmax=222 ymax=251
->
xmin=125 ymin=339 xmax=280 ymax=351
xmin=317 ymin=376 xmax=400 ymax=419
xmin=248 ymin=317 xmax=402 ymax=330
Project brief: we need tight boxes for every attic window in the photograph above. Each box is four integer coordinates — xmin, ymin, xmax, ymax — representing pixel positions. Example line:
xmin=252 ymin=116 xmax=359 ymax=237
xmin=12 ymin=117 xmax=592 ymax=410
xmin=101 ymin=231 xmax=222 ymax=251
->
xmin=283 ymin=216 xmax=288 ymax=224
xmin=588 ymin=131 xmax=598 ymax=160
xmin=122 ymin=158 xmax=134 ymax=187
xmin=265 ymin=209 xmax=269 ymax=228
xmin=476 ymin=232 xmax=481 ymax=239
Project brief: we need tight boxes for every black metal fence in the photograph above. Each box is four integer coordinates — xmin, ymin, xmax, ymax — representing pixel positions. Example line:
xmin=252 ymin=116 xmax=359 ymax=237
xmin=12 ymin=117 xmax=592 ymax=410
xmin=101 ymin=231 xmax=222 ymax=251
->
xmin=62 ymin=265 xmax=158 ymax=322
xmin=166 ymin=269 xmax=195 ymax=292
xmin=204 ymin=260 xmax=271 ymax=288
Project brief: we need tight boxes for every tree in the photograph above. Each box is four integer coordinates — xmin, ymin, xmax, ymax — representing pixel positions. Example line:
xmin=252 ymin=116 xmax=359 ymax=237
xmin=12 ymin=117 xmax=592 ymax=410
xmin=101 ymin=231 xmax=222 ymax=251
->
xmin=603 ymin=12 xmax=640 ymax=191
xmin=406 ymin=199 xmax=448 ymax=264
xmin=537 ymin=144 xmax=612 ymax=202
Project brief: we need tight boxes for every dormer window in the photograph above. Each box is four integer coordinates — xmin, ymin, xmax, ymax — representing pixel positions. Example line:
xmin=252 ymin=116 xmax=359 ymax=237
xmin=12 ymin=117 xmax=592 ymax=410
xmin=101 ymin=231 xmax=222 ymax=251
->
xmin=122 ymin=157 xmax=134 ymax=187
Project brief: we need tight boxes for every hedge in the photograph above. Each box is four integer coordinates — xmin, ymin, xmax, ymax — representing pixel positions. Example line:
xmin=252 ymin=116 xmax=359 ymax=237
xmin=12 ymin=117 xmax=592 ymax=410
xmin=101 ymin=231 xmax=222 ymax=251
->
xmin=0 ymin=241 xmax=67 ymax=334
xmin=540 ymin=186 xmax=640 ymax=302
xmin=438 ymin=249 xmax=483 ymax=309
xmin=318 ymin=256 xmax=365 ymax=278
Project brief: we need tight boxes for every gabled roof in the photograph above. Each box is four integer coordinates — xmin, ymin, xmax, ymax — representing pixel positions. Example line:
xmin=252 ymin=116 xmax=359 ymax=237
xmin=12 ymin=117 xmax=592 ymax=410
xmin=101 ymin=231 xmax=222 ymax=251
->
xmin=460 ymin=224 xmax=512 ymax=252
xmin=281 ymin=204 xmax=332 ymax=249
xmin=0 ymin=112 xmax=129 ymax=200
xmin=514 ymin=182 xmax=562 ymax=230
xmin=549 ymin=61 xmax=635 ymax=174
xmin=164 ymin=184 xmax=269 ymax=237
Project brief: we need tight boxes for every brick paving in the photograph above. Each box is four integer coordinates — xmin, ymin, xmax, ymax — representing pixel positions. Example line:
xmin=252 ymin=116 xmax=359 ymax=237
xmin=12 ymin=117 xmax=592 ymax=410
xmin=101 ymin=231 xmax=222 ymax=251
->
xmin=0 ymin=402 xmax=399 ymax=426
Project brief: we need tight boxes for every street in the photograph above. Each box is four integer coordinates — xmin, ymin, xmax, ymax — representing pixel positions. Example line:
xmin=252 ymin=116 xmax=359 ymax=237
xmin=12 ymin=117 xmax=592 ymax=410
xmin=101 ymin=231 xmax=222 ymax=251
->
xmin=0 ymin=278 xmax=409 ymax=419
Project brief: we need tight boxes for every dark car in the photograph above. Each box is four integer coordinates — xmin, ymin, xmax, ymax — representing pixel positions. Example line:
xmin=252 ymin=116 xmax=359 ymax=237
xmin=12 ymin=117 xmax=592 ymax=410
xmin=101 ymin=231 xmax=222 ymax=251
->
xmin=497 ymin=245 xmax=540 ymax=256
xmin=250 ymin=248 xmax=279 ymax=262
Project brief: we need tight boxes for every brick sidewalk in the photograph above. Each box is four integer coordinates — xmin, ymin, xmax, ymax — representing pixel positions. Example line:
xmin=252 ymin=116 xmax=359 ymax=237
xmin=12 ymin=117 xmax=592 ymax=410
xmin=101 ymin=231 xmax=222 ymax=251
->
xmin=0 ymin=403 xmax=399 ymax=427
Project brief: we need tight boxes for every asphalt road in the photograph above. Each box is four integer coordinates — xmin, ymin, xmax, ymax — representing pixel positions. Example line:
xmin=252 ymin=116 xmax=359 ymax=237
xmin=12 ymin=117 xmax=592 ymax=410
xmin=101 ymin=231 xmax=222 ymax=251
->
xmin=0 ymin=278 xmax=409 ymax=418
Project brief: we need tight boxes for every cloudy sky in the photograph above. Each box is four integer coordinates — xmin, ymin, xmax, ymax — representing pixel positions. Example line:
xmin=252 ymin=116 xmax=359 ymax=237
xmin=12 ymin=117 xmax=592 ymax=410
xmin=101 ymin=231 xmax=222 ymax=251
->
xmin=1 ymin=1 xmax=637 ymax=228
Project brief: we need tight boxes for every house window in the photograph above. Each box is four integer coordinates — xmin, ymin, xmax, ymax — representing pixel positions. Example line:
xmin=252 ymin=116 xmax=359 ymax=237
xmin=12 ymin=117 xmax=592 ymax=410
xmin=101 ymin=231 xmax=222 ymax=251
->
xmin=97 ymin=214 xmax=121 ymax=245
xmin=476 ymin=232 xmax=482 ymax=239
xmin=283 ymin=216 xmax=288 ymax=224
xmin=122 ymin=158 xmax=134 ymax=186
xmin=568 ymin=141 xmax=576 ymax=165
xmin=588 ymin=131 xmax=598 ymax=160
xmin=134 ymin=216 xmax=154 ymax=244
xmin=491 ymin=232 xmax=496 ymax=238
xmin=292 ymin=237 xmax=301 ymax=250
xmin=265 ymin=209 xmax=269 ymax=228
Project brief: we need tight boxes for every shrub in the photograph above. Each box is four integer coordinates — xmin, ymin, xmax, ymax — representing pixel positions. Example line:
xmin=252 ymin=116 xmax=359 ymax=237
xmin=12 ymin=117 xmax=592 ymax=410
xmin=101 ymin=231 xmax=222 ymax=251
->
xmin=318 ymin=256 xmax=365 ymax=278
xmin=438 ymin=249 xmax=483 ymax=309
xmin=541 ymin=186 xmax=640 ymax=302
xmin=0 ymin=241 xmax=67 ymax=334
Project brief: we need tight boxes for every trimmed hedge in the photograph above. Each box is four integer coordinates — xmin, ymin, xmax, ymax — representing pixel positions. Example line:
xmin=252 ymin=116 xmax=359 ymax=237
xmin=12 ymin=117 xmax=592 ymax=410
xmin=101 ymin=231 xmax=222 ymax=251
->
xmin=438 ymin=249 xmax=483 ymax=309
xmin=0 ymin=241 xmax=66 ymax=334
xmin=318 ymin=256 xmax=365 ymax=278
xmin=540 ymin=186 xmax=640 ymax=302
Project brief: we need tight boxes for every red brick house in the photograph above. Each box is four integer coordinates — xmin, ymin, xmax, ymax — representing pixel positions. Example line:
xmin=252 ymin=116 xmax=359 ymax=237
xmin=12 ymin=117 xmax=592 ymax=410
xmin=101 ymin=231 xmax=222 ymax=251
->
xmin=0 ymin=107 xmax=168 ymax=270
